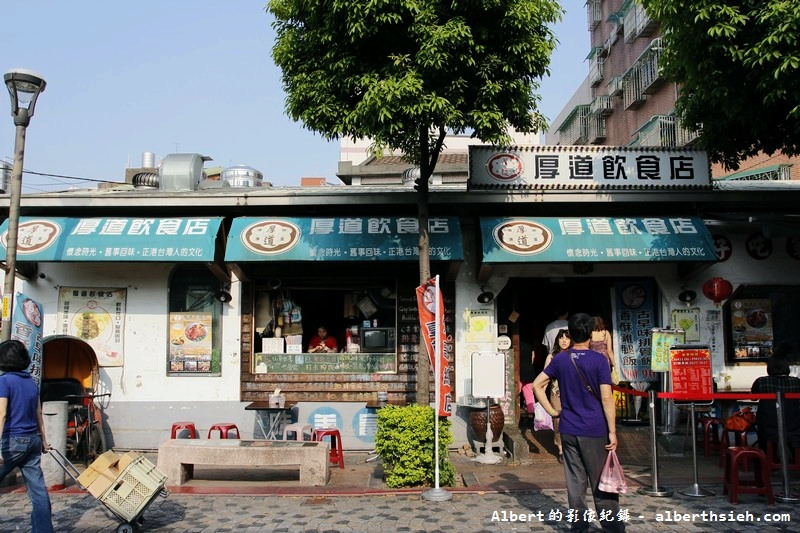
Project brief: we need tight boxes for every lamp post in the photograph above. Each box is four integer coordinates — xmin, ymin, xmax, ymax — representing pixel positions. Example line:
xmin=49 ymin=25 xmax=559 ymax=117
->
xmin=2 ymin=69 xmax=46 ymax=341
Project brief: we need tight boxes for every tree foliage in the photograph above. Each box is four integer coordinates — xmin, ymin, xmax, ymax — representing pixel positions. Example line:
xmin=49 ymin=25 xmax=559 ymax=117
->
xmin=268 ymin=0 xmax=561 ymax=169
xmin=268 ymin=0 xmax=561 ymax=402
xmin=643 ymin=0 xmax=800 ymax=169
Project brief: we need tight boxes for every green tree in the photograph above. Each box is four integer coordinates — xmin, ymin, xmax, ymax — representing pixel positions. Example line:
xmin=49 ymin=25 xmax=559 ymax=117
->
xmin=268 ymin=0 xmax=561 ymax=401
xmin=643 ymin=0 xmax=800 ymax=169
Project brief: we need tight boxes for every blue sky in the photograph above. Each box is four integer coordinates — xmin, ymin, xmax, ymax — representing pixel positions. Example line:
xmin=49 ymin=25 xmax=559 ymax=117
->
xmin=1 ymin=1 xmax=587 ymax=193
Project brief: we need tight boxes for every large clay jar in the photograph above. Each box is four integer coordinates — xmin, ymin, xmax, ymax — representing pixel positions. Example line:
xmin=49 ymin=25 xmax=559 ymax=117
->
xmin=469 ymin=405 xmax=505 ymax=443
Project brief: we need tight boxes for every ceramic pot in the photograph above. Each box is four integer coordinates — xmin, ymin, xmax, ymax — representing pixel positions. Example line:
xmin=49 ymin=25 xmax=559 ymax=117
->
xmin=469 ymin=405 xmax=504 ymax=442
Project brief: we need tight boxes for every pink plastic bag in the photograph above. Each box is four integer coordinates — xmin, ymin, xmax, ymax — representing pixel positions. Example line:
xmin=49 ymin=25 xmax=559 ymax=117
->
xmin=533 ymin=402 xmax=554 ymax=431
xmin=598 ymin=450 xmax=627 ymax=493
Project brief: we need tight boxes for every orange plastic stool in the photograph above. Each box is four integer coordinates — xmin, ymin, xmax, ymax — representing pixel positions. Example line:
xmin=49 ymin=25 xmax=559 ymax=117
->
xmin=208 ymin=423 xmax=240 ymax=439
xmin=171 ymin=421 xmax=197 ymax=439
xmin=723 ymin=446 xmax=774 ymax=505
xmin=696 ymin=415 xmax=723 ymax=457
xmin=313 ymin=428 xmax=345 ymax=469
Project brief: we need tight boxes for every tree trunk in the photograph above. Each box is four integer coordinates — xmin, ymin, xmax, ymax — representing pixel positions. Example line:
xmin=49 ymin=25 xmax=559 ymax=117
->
xmin=415 ymin=170 xmax=431 ymax=405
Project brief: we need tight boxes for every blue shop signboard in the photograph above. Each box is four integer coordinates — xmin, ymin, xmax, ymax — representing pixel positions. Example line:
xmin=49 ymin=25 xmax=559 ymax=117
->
xmin=225 ymin=217 xmax=463 ymax=261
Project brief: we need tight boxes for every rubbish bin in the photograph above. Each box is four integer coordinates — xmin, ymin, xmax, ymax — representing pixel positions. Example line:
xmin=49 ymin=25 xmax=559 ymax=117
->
xmin=41 ymin=400 xmax=68 ymax=489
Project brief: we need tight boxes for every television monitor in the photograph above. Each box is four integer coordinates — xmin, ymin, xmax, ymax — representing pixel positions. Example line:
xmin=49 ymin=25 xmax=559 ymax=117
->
xmin=360 ymin=327 xmax=396 ymax=353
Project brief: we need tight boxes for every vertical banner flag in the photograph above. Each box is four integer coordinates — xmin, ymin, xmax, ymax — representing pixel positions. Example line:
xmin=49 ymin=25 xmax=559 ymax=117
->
xmin=416 ymin=276 xmax=452 ymax=416
xmin=11 ymin=293 xmax=44 ymax=387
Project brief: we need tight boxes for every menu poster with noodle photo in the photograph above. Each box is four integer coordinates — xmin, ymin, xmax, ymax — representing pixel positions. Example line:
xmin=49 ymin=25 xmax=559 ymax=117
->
xmin=58 ymin=288 xmax=126 ymax=367
xmin=168 ymin=313 xmax=213 ymax=373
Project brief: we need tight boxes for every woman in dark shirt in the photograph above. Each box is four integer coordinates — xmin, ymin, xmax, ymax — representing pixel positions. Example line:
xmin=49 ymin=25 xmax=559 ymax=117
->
xmin=751 ymin=347 xmax=800 ymax=458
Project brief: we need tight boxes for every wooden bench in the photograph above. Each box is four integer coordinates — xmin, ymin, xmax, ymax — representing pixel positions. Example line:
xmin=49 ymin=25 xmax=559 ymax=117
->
xmin=157 ymin=439 xmax=329 ymax=486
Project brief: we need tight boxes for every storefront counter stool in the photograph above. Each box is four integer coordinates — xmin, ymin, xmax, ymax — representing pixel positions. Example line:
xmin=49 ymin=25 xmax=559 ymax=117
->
xmin=765 ymin=441 xmax=800 ymax=472
xmin=313 ymin=428 xmax=345 ymax=469
xmin=171 ymin=421 xmax=197 ymax=439
xmin=208 ymin=422 xmax=240 ymax=439
xmin=696 ymin=415 xmax=723 ymax=457
xmin=283 ymin=423 xmax=313 ymax=441
xmin=719 ymin=427 xmax=758 ymax=468
xmin=722 ymin=446 xmax=775 ymax=505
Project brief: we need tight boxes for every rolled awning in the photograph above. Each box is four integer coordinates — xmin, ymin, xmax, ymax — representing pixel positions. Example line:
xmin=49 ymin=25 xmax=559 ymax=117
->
xmin=0 ymin=217 xmax=223 ymax=262
xmin=480 ymin=216 xmax=717 ymax=262
xmin=225 ymin=216 xmax=463 ymax=261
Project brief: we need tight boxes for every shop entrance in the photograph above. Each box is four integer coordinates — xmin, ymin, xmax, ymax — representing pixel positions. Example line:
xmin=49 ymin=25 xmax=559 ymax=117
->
xmin=498 ymin=277 xmax=618 ymax=373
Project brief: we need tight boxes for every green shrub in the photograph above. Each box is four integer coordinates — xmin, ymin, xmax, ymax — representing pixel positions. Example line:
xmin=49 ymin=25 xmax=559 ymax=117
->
xmin=374 ymin=405 xmax=455 ymax=488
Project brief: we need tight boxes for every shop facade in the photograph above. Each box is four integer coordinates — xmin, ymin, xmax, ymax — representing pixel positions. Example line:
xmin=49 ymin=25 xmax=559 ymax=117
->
xmin=0 ymin=147 xmax=798 ymax=450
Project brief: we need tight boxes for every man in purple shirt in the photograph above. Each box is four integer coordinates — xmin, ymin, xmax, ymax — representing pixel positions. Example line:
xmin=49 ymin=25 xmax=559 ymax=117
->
xmin=533 ymin=313 xmax=624 ymax=533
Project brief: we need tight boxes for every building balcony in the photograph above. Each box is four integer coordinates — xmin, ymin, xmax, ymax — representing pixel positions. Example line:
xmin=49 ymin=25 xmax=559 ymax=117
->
xmin=589 ymin=57 xmax=605 ymax=87
xmin=588 ymin=115 xmax=607 ymax=144
xmin=588 ymin=0 xmax=602 ymax=30
xmin=590 ymin=95 xmax=613 ymax=116
xmin=635 ymin=115 xmax=677 ymax=147
xmin=607 ymin=76 xmax=624 ymax=97
xmin=556 ymin=105 xmax=590 ymax=145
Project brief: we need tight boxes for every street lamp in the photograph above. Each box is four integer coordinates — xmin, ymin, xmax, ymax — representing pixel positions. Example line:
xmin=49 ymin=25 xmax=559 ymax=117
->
xmin=2 ymin=69 xmax=46 ymax=341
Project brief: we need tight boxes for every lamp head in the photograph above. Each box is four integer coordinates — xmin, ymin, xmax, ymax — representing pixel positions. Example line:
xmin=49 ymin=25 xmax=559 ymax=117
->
xmin=477 ymin=287 xmax=494 ymax=304
xmin=4 ymin=68 xmax=47 ymax=126
xmin=214 ymin=290 xmax=232 ymax=303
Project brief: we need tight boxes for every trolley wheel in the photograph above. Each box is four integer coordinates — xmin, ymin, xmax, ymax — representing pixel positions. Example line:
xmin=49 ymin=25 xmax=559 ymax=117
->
xmin=87 ymin=423 xmax=107 ymax=462
xmin=116 ymin=523 xmax=135 ymax=533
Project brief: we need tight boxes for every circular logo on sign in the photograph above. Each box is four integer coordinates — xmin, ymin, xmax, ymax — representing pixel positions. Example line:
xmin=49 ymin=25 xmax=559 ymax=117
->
xmin=786 ymin=236 xmax=800 ymax=260
xmin=0 ymin=220 xmax=61 ymax=255
xmin=241 ymin=220 xmax=300 ymax=255
xmin=493 ymin=220 xmax=552 ymax=255
xmin=496 ymin=335 xmax=512 ymax=350
xmin=712 ymin=234 xmax=732 ymax=262
xmin=745 ymin=232 xmax=772 ymax=260
xmin=486 ymin=153 xmax=524 ymax=181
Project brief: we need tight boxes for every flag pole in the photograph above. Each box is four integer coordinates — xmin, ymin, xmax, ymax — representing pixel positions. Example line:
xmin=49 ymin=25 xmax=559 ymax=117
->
xmin=422 ymin=275 xmax=452 ymax=502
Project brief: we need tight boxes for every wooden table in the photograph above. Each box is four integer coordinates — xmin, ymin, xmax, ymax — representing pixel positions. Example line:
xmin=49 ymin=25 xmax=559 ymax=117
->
xmin=245 ymin=401 xmax=297 ymax=439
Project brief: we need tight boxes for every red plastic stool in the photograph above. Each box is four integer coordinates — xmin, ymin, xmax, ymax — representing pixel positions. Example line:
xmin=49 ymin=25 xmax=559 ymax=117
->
xmin=723 ymin=446 xmax=774 ymax=504
xmin=696 ymin=415 xmax=723 ymax=457
xmin=719 ymin=428 xmax=756 ymax=468
xmin=208 ymin=423 xmax=240 ymax=439
xmin=765 ymin=441 xmax=800 ymax=472
xmin=313 ymin=428 xmax=345 ymax=469
xmin=171 ymin=421 xmax=197 ymax=439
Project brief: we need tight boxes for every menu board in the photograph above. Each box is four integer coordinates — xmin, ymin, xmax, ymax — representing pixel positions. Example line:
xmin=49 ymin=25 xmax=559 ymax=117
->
xmin=669 ymin=344 xmax=713 ymax=404
xmin=169 ymin=313 xmax=213 ymax=373
xmin=651 ymin=328 xmax=686 ymax=372
xmin=397 ymin=283 xmax=455 ymax=391
xmin=730 ymin=298 xmax=773 ymax=360
xmin=261 ymin=352 xmax=396 ymax=374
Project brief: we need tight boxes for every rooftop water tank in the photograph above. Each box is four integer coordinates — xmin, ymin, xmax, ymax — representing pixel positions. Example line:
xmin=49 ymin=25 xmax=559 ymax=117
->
xmin=159 ymin=153 xmax=212 ymax=191
xmin=221 ymin=165 xmax=263 ymax=188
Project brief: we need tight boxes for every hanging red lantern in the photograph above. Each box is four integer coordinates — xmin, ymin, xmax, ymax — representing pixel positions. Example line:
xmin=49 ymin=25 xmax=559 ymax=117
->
xmin=703 ymin=277 xmax=733 ymax=305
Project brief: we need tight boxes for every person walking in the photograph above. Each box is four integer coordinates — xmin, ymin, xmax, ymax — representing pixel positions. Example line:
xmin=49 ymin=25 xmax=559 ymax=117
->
xmin=0 ymin=340 xmax=54 ymax=533
xmin=533 ymin=313 xmax=624 ymax=533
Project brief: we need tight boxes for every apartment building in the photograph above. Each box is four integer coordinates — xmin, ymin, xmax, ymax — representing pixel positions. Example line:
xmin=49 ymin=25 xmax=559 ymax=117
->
xmin=548 ymin=0 xmax=799 ymax=180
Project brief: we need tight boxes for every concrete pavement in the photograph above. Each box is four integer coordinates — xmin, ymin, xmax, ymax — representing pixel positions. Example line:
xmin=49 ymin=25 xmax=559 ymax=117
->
xmin=1 ymin=424 xmax=798 ymax=531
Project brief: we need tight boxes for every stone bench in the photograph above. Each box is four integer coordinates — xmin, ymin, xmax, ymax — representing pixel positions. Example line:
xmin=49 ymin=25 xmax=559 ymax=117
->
xmin=157 ymin=439 xmax=329 ymax=486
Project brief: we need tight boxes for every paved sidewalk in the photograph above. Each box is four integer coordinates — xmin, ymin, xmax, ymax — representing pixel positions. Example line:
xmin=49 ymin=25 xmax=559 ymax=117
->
xmin=0 ymin=486 xmax=797 ymax=532
xmin=1 ymin=425 xmax=798 ymax=531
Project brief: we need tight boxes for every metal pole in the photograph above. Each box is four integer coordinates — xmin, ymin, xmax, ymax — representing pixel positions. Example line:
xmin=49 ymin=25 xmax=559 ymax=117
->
xmin=775 ymin=391 xmax=798 ymax=502
xmin=678 ymin=402 xmax=715 ymax=497
xmin=1 ymin=123 xmax=26 ymax=341
xmin=422 ymin=275 xmax=451 ymax=501
xmin=639 ymin=390 xmax=672 ymax=497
